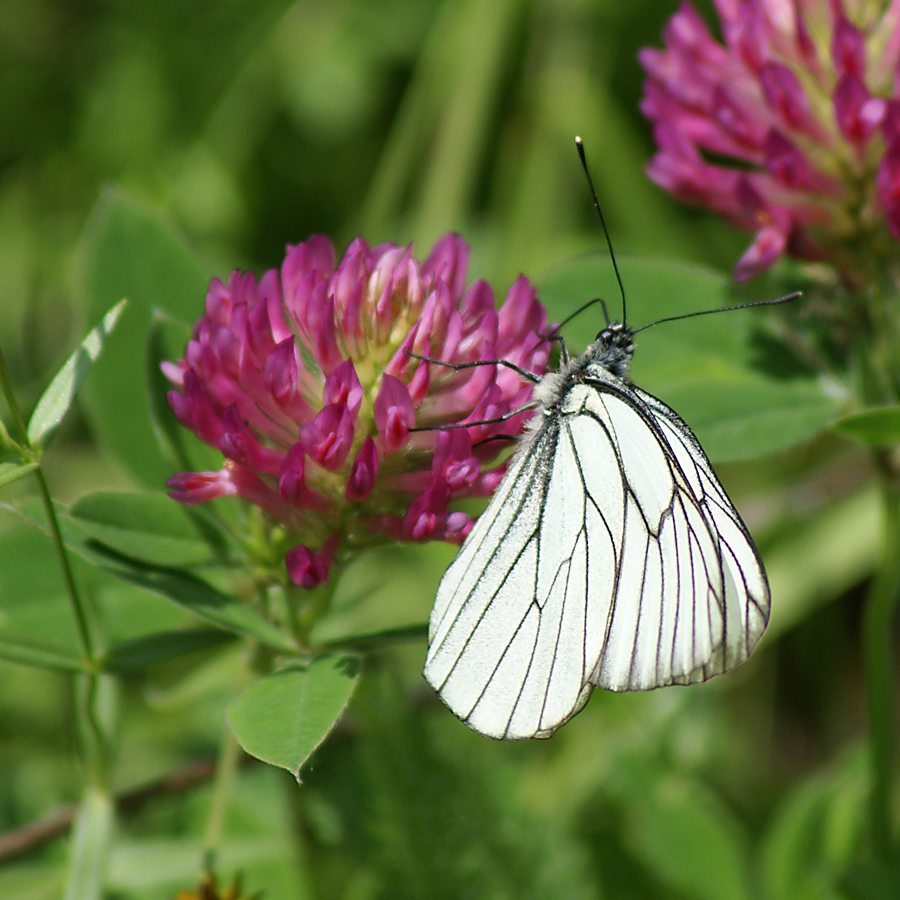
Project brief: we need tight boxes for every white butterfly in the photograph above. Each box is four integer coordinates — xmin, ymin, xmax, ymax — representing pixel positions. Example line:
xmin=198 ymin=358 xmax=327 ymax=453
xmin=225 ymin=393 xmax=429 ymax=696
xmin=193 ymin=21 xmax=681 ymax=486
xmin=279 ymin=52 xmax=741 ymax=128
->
xmin=423 ymin=316 xmax=770 ymax=740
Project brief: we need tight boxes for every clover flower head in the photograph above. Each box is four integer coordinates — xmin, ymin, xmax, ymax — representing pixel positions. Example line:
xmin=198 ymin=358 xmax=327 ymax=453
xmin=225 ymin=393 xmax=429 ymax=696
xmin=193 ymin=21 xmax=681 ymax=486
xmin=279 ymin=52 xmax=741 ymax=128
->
xmin=163 ymin=234 xmax=551 ymax=587
xmin=640 ymin=0 xmax=900 ymax=282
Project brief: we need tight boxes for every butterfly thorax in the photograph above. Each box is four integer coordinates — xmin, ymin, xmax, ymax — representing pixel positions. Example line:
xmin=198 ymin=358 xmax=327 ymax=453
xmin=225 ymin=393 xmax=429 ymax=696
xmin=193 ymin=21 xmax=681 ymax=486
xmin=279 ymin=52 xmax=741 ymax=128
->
xmin=532 ymin=321 xmax=636 ymax=420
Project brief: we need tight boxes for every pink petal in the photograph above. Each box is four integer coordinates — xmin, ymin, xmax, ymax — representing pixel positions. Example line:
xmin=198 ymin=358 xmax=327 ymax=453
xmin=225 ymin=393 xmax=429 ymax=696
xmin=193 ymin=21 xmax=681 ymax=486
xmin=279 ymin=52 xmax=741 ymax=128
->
xmin=403 ymin=480 xmax=451 ymax=541
xmin=219 ymin=404 xmax=283 ymax=474
xmin=374 ymin=375 xmax=415 ymax=454
xmin=877 ymin=141 xmax=900 ymax=236
xmin=834 ymin=75 xmax=885 ymax=146
xmin=733 ymin=225 xmax=789 ymax=280
xmin=286 ymin=544 xmax=330 ymax=589
xmin=832 ymin=16 xmax=866 ymax=79
xmin=759 ymin=62 xmax=821 ymax=137
xmin=763 ymin=129 xmax=812 ymax=188
xmin=300 ymin=403 xmax=355 ymax=470
xmin=316 ymin=297 xmax=344 ymax=374
xmin=498 ymin=276 xmax=542 ymax=346
xmin=323 ymin=359 xmax=364 ymax=415
xmin=167 ymin=469 xmax=237 ymax=504
xmin=432 ymin=429 xmax=480 ymax=491
xmin=422 ymin=234 xmax=469 ymax=300
xmin=346 ymin=436 xmax=379 ymax=502
xmin=278 ymin=441 xmax=306 ymax=505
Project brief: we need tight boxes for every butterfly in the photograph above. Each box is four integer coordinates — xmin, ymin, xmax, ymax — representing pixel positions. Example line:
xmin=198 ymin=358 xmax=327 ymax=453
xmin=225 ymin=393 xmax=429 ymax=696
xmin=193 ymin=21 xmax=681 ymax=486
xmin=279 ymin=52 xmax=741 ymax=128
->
xmin=422 ymin=139 xmax=778 ymax=740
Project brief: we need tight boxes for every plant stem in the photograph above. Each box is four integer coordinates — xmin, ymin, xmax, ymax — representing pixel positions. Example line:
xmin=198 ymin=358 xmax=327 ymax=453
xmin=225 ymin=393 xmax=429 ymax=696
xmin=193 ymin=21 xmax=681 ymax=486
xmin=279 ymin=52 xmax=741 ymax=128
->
xmin=0 ymin=340 xmax=97 ymax=665
xmin=864 ymin=462 xmax=900 ymax=860
xmin=34 ymin=466 xmax=96 ymax=663
xmin=203 ymin=728 xmax=242 ymax=871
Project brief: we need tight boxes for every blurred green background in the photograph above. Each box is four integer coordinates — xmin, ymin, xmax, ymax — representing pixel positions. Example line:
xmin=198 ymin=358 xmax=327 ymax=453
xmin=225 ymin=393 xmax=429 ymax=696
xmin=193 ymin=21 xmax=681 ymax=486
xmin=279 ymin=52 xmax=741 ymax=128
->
xmin=0 ymin=0 xmax=885 ymax=897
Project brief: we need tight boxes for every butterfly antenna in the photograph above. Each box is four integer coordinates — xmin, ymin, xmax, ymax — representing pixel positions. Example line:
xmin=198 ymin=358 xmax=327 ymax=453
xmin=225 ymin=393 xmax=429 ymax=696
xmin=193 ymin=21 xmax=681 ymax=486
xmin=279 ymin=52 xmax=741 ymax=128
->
xmin=633 ymin=291 xmax=801 ymax=333
xmin=576 ymin=136 xmax=626 ymax=323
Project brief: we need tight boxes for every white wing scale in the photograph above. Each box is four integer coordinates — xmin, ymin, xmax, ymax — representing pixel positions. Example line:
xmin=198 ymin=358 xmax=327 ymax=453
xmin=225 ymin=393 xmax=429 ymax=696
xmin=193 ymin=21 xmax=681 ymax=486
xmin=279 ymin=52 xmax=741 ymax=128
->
xmin=424 ymin=371 xmax=770 ymax=740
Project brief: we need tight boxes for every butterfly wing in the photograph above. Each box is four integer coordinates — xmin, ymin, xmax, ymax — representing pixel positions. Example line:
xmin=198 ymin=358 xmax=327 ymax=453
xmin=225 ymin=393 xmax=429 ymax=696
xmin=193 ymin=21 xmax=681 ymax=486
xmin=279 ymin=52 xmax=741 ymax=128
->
xmin=629 ymin=386 xmax=770 ymax=678
xmin=585 ymin=379 xmax=769 ymax=691
xmin=424 ymin=404 xmax=625 ymax=739
xmin=424 ymin=378 xmax=770 ymax=739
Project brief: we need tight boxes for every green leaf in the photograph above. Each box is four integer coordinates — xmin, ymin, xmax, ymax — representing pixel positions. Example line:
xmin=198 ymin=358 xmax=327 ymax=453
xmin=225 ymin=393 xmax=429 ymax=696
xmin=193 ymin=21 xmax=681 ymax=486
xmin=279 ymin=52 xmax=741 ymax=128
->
xmin=310 ymin=542 xmax=448 ymax=648
xmin=0 ymin=461 xmax=38 ymax=489
xmin=101 ymin=627 xmax=235 ymax=673
xmin=63 ymin=786 xmax=114 ymax=900
xmin=79 ymin=190 xmax=210 ymax=487
xmin=538 ymin=257 xmax=837 ymax=459
xmin=60 ymin=536 xmax=295 ymax=653
xmin=68 ymin=490 xmax=228 ymax=567
xmin=842 ymin=860 xmax=900 ymax=900
xmin=660 ymin=377 xmax=839 ymax=462
xmin=0 ymin=634 xmax=88 ymax=672
xmin=765 ymin=486 xmax=879 ymax=639
xmin=761 ymin=751 xmax=867 ymax=900
xmin=0 ymin=416 xmax=19 ymax=455
xmin=27 ymin=300 xmax=127 ymax=449
xmin=3 ymin=497 xmax=293 ymax=652
xmin=313 ymin=623 xmax=427 ymax=652
xmin=623 ymin=773 xmax=751 ymax=900
xmin=227 ymin=655 xmax=359 ymax=777
xmin=830 ymin=406 xmax=900 ymax=445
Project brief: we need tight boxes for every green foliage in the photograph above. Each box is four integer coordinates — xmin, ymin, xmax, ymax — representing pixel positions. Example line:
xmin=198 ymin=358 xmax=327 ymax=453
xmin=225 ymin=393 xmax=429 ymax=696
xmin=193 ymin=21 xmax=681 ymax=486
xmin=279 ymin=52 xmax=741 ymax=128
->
xmin=831 ymin=407 xmax=900 ymax=446
xmin=227 ymin=656 xmax=359 ymax=777
xmin=27 ymin=301 xmax=127 ymax=450
xmin=80 ymin=193 xmax=210 ymax=487
xmin=539 ymin=257 xmax=840 ymax=460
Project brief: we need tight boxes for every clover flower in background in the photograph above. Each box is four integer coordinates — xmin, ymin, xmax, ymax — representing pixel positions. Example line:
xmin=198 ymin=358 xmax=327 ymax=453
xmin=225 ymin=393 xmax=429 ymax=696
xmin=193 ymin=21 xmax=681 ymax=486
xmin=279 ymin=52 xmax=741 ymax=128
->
xmin=163 ymin=234 xmax=552 ymax=589
xmin=640 ymin=0 xmax=900 ymax=283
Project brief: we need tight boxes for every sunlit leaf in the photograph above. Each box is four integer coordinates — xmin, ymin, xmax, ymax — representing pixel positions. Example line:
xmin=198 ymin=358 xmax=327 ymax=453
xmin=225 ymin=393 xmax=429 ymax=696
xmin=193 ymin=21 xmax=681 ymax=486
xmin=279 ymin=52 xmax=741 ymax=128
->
xmin=3 ymin=497 xmax=292 ymax=652
xmin=70 ymin=544 xmax=295 ymax=653
xmin=661 ymin=377 xmax=838 ymax=461
xmin=27 ymin=300 xmax=127 ymax=449
xmin=227 ymin=655 xmax=359 ymax=778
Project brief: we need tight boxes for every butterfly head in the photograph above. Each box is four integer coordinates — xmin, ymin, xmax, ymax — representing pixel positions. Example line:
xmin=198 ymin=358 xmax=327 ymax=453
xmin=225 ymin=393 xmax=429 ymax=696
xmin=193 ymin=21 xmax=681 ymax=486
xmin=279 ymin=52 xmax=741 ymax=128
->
xmin=583 ymin=320 xmax=635 ymax=382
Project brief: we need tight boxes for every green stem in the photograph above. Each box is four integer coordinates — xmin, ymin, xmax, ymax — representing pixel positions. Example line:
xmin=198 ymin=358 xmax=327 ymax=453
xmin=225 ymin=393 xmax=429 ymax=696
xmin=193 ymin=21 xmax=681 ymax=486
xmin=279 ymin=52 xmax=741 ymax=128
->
xmin=864 ymin=462 xmax=900 ymax=861
xmin=0 ymin=340 xmax=97 ymax=665
xmin=78 ymin=673 xmax=113 ymax=789
xmin=202 ymin=725 xmax=242 ymax=872
xmin=34 ymin=466 xmax=96 ymax=663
